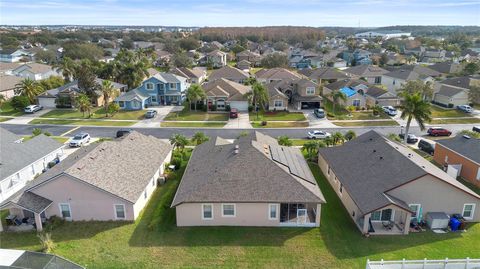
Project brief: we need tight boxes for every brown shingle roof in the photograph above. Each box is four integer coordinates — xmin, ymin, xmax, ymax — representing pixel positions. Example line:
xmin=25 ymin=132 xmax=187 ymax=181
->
xmin=255 ymin=68 xmax=303 ymax=81
xmin=203 ymin=78 xmax=251 ymax=101
xmin=209 ymin=65 xmax=249 ymax=81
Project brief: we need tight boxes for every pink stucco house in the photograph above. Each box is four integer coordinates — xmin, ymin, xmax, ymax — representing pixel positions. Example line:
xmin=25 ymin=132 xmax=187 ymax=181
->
xmin=0 ymin=132 xmax=172 ymax=232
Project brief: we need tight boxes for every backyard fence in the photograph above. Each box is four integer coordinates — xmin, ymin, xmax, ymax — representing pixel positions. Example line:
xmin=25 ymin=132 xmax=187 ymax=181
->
xmin=366 ymin=258 xmax=480 ymax=269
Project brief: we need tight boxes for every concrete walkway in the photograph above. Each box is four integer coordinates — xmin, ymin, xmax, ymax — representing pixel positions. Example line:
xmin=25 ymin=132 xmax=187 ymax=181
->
xmin=224 ymin=112 xmax=252 ymax=129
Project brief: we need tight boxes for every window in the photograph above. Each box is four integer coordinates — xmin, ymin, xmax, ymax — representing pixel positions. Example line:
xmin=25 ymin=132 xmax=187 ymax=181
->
xmin=327 ymin=166 xmax=330 ymax=175
xmin=462 ymin=204 xmax=476 ymax=220
xmin=409 ymin=204 xmax=421 ymax=219
xmin=170 ymin=83 xmax=177 ymax=89
xmin=371 ymin=211 xmax=381 ymax=221
xmin=274 ymin=100 xmax=283 ymax=107
xmin=146 ymin=83 xmax=154 ymax=90
xmin=171 ymin=96 xmax=178 ymax=102
xmin=222 ymin=204 xmax=236 ymax=217
xmin=339 ymin=183 xmax=343 ymax=194
xmin=352 ymin=99 xmax=361 ymax=107
xmin=306 ymin=87 xmax=315 ymax=95
xmin=477 ymin=168 xmax=480 ymax=181
xmin=374 ymin=76 xmax=381 ymax=84
xmin=118 ymin=101 xmax=125 ymax=108
xmin=269 ymin=204 xmax=278 ymax=220
xmin=202 ymin=204 xmax=213 ymax=220
xmin=114 ymin=204 xmax=126 ymax=219
xmin=393 ymin=80 xmax=396 ymax=85
xmin=151 ymin=95 xmax=157 ymax=102
xmin=59 ymin=203 xmax=71 ymax=219
xmin=444 ymin=155 xmax=449 ymax=163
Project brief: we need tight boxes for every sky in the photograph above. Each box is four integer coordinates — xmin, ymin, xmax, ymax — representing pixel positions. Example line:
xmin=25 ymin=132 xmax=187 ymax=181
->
xmin=0 ymin=0 xmax=479 ymax=27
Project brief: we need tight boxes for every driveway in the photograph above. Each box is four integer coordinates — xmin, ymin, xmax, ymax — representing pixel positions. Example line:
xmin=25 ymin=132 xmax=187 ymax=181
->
xmin=133 ymin=106 xmax=183 ymax=128
xmin=303 ymin=109 xmax=338 ymax=128
xmin=224 ymin=112 xmax=252 ymax=129
xmin=3 ymin=108 xmax=53 ymax=125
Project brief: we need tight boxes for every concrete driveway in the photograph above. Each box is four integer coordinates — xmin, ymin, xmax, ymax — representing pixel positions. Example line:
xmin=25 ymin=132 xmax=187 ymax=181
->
xmin=4 ymin=108 xmax=53 ymax=125
xmin=133 ymin=106 xmax=183 ymax=127
xmin=303 ymin=109 xmax=337 ymax=128
xmin=224 ymin=112 xmax=252 ymax=129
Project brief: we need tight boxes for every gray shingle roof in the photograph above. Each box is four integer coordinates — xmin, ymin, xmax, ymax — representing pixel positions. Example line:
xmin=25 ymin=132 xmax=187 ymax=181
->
xmin=442 ymin=76 xmax=478 ymax=89
xmin=2 ymin=191 xmax=52 ymax=214
xmin=114 ymin=88 xmax=150 ymax=102
xmin=299 ymin=67 xmax=348 ymax=80
xmin=436 ymin=84 xmax=466 ymax=97
xmin=203 ymin=78 xmax=251 ymax=101
xmin=0 ymin=75 xmax=23 ymax=93
xmin=344 ymin=65 xmax=389 ymax=77
xmin=209 ymin=66 xmax=249 ymax=81
xmin=38 ymin=78 xmax=126 ymax=98
xmin=436 ymin=136 xmax=480 ymax=164
xmin=318 ymin=130 xmax=479 ymax=215
xmin=172 ymin=132 xmax=325 ymax=206
xmin=0 ymin=128 xmax=63 ymax=181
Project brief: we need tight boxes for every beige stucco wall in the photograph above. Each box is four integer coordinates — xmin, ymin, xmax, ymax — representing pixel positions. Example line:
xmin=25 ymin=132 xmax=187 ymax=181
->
xmin=268 ymin=96 xmax=288 ymax=111
xmin=387 ymin=174 xmax=480 ymax=222
xmin=32 ymin=175 xmax=135 ymax=221
xmin=176 ymin=203 xmax=282 ymax=227
xmin=433 ymin=92 xmax=469 ymax=107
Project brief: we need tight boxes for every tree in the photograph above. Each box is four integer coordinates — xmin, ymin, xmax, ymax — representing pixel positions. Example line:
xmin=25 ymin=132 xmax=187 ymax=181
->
xmin=35 ymin=49 xmax=57 ymax=64
xmin=32 ymin=128 xmax=42 ymax=136
xmin=15 ymin=78 xmax=43 ymax=104
xmin=172 ymin=52 xmax=193 ymax=68
xmin=63 ymin=42 xmax=104 ymax=61
xmin=74 ymin=60 xmax=99 ymax=98
xmin=178 ymin=37 xmax=201 ymax=51
xmin=469 ymin=85 xmax=480 ymax=104
xmin=107 ymin=102 xmax=120 ymax=116
xmin=101 ymin=80 xmax=116 ymax=117
xmin=186 ymin=84 xmax=206 ymax=111
xmin=372 ymin=105 xmax=383 ymax=116
xmin=246 ymin=82 xmax=269 ymax=111
xmin=400 ymin=92 xmax=432 ymax=144
xmin=273 ymin=41 xmax=289 ymax=51
xmin=38 ymin=76 xmax=64 ymax=92
xmin=302 ymin=140 xmax=325 ymax=161
xmin=397 ymin=80 xmax=433 ymax=101
xmin=302 ymin=39 xmax=316 ymax=50
xmin=332 ymin=132 xmax=345 ymax=145
xmin=192 ymin=132 xmax=210 ymax=145
xmin=346 ymin=37 xmax=357 ymax=51
xmin=344 ymin=130 xmax=357 ymax=141
xmin=231 ymin=45 xmax=246 ymax=54
xmin=260 ymin=52 xmax=288 ymax=68
xmin=277 ymin=135 xmax=293 ymax=146
xmin=328 ymin=90 xmax=347 ymax=114
xmin=169 ymin=133 xmax=189 ymax=152
xmin=114 ymin=49 xmax=150 ymax=89
xmin=463 ymin=62 xmax=479 ymax=75
xmin=75 ymin=93 xmax=92 ymax=118
xmin=0 ymin=94 xmax=5 ymax=111
xmin=55 ymin=57 xmax=76 ymax=82
xmin=11 ymin=95 xmax=30 ymax=110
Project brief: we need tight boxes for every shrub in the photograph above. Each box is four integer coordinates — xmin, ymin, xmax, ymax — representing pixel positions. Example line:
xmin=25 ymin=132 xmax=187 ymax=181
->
xmin=11 ymin=95 xmax=30 ymax=110
xmin=248 ymin=105 xmax=254 ymax=112
xmin=261 ymin=121 xmax=267 ymax=126
xmin=44 ymin=131 xmax=52 ymax=136
xmin=37 ymin=232 xmax=55 ymax=253
xmin=32 ymin=128 xmax=42 ymax=136
xmin=108 ymin=102 xmax=120 ymax=116
xmin=170 ymin=157 xmax=182 ymax=169
xmin=225 ymin=104 xmax=231 ymax=111
xmin=448 ymin=103 xmax=454 ymax=108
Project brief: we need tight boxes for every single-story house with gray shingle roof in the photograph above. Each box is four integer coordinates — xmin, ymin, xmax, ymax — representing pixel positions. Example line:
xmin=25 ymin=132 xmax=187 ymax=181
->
xmin=172 ymin=131 xmax=325 ymax=227
xmin=0 ymin=131 xmax=172 ymax=232
xmin=202 ymin=78 xmax=251 ymax=111
xmin=0 ymin=75 xmax=23 ymax=99
xmin=432 ymin=83 xmax=469 ymax=108
xmin=318 ymin=130 xmax=480 ymax=235
xmin=0 ymin=127 xmax=64 ymax=205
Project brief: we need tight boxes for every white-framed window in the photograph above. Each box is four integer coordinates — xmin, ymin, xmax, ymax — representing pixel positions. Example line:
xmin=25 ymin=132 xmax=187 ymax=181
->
xmin=222 ymin=204 xmax=236 ymax=217
xmin=59 ymin=203 xmax=72 ymax=220
xmin=171 ymin=96 xmax=178 ymax=102
xmin=274 ymin=100 xmax=283 ymax=107
xmin=146 ymin=83 xmax=154 ymax=90
xmin=151 ymin=95 xmax=157 ymax=102
xmin=444 ymin=155 xmax=449 ymax=163
xmin=352 ymin=99 xmax=361 ymax=107
xmin=114 ymin=204 xmax=126 ymax=220
xmin=462 ymin=204 xmax=476 ymax=220
xmin=268 ymin=204 xmax=278 ymax=220
xmin=306 ymin=87 xmax=315 ymax=95
xmin=409 ymin=204 xmax=421 ymax=219
xmin=476 ymin=168 xmax=480 ymax=181
xmin=170 ymin=83 xmax=177 ymax=89
xmin=202 ymin=204 xmax=213 ymax=220
xmin=371 ymin=211 xmax=381 ymax=221
xmin=118 ymin=101 xmax=125 ymax=108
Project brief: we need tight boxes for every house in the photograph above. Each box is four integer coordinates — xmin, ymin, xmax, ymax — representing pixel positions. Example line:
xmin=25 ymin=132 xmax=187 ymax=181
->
xmin=0 ymin=249 xmax=84 ymax=268
xmin=355 ymin=30 xmax=411 ymax=39
xmin=236 ymin=50 xmax=262 ymax=66
xmin=255 ymin=68 xmax=303 ymax=84
xmin=208 ymin=65 xmax=250 ymax=84
xmin=206 ymin=50 xmax=227 ymax=68
xmin=202 ymin=78 xmax=251 ymax=111
xmin=37 ymin=78 xmax=126 ymax=108
xmin=115 ymin=72 xmax=188 ymax=110
xmin=330 ymin=58 xmax=347 ymax=68
xmin=299 ymin=67 xmax=348 ymax=85
xmin=236 ymin=60 xmax=251 ymax=72
xmin=11 ymin=63 xmax=59 ymax=81
xmin=421 ymin=49 xmax=446 ymax=63
xmin=343 ymin=49 xmax=372 ymax=66
xmin=432 ymin=83 xmax=469 ymax=108
xmin=0 ymin=49 xmax=31 ymax=63
xmin=0 ymin=131 xmax=173 ymax=232
xmin=343 ymin=65 xmax=389 ymax=84
xmin=153 ymin=50 xmax=172 ymax=67
xmin=170 ymin=67 xmax=207 ymax=84
xmin=433 ymin=135 xmax=480 ymax=187
xmin=266 ymin=78 xmax=322 ymax=110
xmin=171 ymin=132 xmax=326 ymax=227
xmin=0 ymin=128 xmax=64 ymax=204
xmin=381 ymin=69 xmax=434 ymax=94
xmin=266 ymin=82 xmax=289 ymax=111
xmin=318 ymin=130 xmax=480 ymax=235
xmin=0 ymin=62 xmax=21 ymax=75
xmin=428 ymin=62 xmax=462 ymax=75
xmin=0 ymin=75 xmax=23 ymax=99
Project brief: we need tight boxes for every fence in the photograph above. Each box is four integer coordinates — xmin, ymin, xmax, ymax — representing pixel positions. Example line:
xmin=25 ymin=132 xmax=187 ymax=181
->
xmin=366 ymin=258 xmax=480 ymax=269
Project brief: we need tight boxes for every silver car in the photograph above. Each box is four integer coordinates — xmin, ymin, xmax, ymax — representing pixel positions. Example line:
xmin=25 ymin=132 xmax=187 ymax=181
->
xmin=307 ymin=130 xmax=331 ymax=139
xmin=69 ymin=133 xmax=91 ymax=147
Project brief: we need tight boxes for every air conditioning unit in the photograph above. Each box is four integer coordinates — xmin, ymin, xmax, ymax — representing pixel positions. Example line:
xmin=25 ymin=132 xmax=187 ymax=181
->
xmin=158 ymin=176 xmax=166 ymax=185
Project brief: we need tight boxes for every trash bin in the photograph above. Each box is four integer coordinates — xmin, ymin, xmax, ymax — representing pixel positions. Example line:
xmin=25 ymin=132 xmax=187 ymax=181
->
xmin=449 ymin=217 xmax=461 ymax=231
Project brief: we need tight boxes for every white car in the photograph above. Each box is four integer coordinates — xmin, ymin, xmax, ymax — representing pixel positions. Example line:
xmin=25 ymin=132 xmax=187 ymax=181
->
xmin=307 ymin=130 xmax=331 ymax=139
xmin=69 ymin=133 xmax=91 ymax=147
xmin=24 ymin=105 xmax=43 ymax=113
xmin=382 ymin=106 xmax=397 ymax=116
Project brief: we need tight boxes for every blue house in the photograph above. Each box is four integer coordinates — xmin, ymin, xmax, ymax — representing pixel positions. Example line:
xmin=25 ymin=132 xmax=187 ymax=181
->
xmin=115 ymin=72 xmax=189 ymax=110
xmin=342 ymin=49 xmax=372 ymax=66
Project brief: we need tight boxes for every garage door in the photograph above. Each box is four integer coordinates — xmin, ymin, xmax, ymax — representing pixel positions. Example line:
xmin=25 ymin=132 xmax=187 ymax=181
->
xmin=229 ymin=101 xmax=249 ymax=111
xmin=38 ymin=97 xmax=56 ymax=108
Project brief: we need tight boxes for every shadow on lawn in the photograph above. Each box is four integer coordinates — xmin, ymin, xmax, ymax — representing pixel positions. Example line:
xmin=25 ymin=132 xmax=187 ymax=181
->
xmin=309 ymin=164 xmax=468 ymax=260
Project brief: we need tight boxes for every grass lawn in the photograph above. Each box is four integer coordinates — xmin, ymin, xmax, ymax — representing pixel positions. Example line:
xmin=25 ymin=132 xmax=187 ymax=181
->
xmin=0 ymin=117 xmax=12 ymax=122
xmin=40 ymin=108 xmax=146 ymax=121
xmin=251 ymin=121 xmax=309 ymax=128
xmin=161 ymin=122 xmax=226 ymax=128
xmin=332 ymin=120 xmax=399 ymax=127
xmin=249 ymin=111 xmax=306 ymax=121
xmin=1 ymin=151 xmax=478 ymax=268
xmin=0 ymin=101 xmax=24 ymax=116
xmin=430 ymin=106 xmax=472 ymax=118
xmin=164 ymin=110 xmax=229 ymax=121
xmin=29 ymin=119 xmax=136 ymax=127
xmin=429 ymin=118 xmax=480 ymax=124
xmin=291 ymin=139 xmax=312 ymax=146
xmin=457 ymin=177 xmax=480 ymax=195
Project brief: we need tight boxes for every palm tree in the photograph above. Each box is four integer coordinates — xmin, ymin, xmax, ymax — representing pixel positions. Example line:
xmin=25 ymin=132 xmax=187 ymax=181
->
xmin=75 ymin=94 xmax=92 ymax=118
xmin=302 ymin=140 xmax=325 ymax=161
xmin=332 ymin=132 xmax=345 ymax=145
xmin=186 ymin=84 xmax=206 ymax=111
xmin=246 ymin=82 xmax=269 ymax=112
xmin=55 ymin=57 xmax=76 ymax=82
xmin=15 ymin=78 xmax=43 ymax=104
xmin=324 ymin=136 xmax=334 ymax=147
xmin=397 ymin=80 xmax=433 ymax=101
xmin=277 ymin=135 xmax=293 ymax=146
xmin=169 ymin=133 xmax=189 ymax=152
xmin=328 ymin=90 xmax=347 ymax=114
xmin=400 ymin=92 xmax=432 ymax=144
xmin=344 ymin=130 xmax=357 ymax=141
xmin=192 ymin=132 xmax=209 ymax=145
xmin=101 ymin=80 xmax=116 ymax=117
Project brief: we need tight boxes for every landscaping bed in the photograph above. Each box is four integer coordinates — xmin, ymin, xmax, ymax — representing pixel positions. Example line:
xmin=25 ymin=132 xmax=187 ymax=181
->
xmin=161 ymin=122 xmax=226 ymax=128
xmin=29 ymin=119 xmax=136 ymax=127
xmin=164 ymin=110 xmax=229 ymax=121
xmin=249 ymin=111 xmax=307 ymax=121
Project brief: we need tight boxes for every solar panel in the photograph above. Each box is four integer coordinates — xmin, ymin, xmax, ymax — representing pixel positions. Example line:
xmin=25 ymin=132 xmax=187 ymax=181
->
xmin=269 ymin=145 xmax=316 ymax=184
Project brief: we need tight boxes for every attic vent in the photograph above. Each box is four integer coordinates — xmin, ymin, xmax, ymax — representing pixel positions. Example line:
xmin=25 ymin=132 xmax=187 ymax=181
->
xmin=379 ymin=156 xmax=383 ymax=160
xmin=235 ymin=145 xmax=239 ymax=149
xmin=463 ymin=135 xmax=471 ymax=139
xmin=373 ymin=149 xmax=376 ymax=153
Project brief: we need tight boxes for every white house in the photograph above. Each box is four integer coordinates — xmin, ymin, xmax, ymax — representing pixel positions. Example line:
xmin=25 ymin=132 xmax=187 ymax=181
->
xmin=355 ymin=30 xmax=411 ymax=40
xmin=12 ymin=63 xmax=59 ymax=81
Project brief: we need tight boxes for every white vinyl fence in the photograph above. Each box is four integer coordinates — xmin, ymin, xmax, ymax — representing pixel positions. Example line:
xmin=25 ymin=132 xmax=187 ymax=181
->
xmin=366 ymin=258 xmax=480 ymax=269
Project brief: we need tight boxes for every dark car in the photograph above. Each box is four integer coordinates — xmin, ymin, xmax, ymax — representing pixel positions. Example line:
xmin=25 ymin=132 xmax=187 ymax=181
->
xmin=145 ymin=110 xmax=157 ymax=119
xmin=418 ymin=139 xmax=435 ymax=155
xmin=473 ymin=126 xmax=480 ymax=133
xmin=229 ymin=108 xmax=238 ymax=119
xmin=427 ymin=127 xmax=452 ymax=137
xmin=116 ymin=128 xmax=132 ymax=138
xmin=399 ymin=133 xmax=419 ymax=144
xmin=314 ymin=108 xmax=325 ymax=118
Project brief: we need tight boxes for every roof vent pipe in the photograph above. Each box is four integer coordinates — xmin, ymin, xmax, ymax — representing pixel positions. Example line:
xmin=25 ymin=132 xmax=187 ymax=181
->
xmin=234 ymin=149 xmax=239 ymax=154
xmin=235 ymin=145 xmax=239 ymax=149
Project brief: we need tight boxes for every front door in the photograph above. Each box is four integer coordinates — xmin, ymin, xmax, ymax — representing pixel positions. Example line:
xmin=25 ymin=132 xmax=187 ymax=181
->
xmin=297 ymin=209 xmax=307 ymax=224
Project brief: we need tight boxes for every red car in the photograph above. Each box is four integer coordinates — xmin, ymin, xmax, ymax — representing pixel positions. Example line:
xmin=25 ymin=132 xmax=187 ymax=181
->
xmin=427 ymin=127 xmax=452 ymax=137
xmin=229 ymin=108 xmax=238 ymax=118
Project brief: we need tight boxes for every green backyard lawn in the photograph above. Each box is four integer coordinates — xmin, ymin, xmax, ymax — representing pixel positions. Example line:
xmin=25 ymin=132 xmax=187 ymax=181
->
xmin=164 ymin=110 xmax=229 ymax=121
xmin=0 ymin=117 xmax=12 ymax=122
xmin=249 ymin=111 xmax=307 ymax=121
xmin=2 ymin=150 xmax=478 ymax=269
xmin=430 ymin=106 xmax=473 ymax=118
xmin=29 ymin=119 xmax=136 ymax=127
xmin=40 ymin=108 xmax=146 ymax=121
xmin=429 ymin=118 xmax=480 ymax=124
